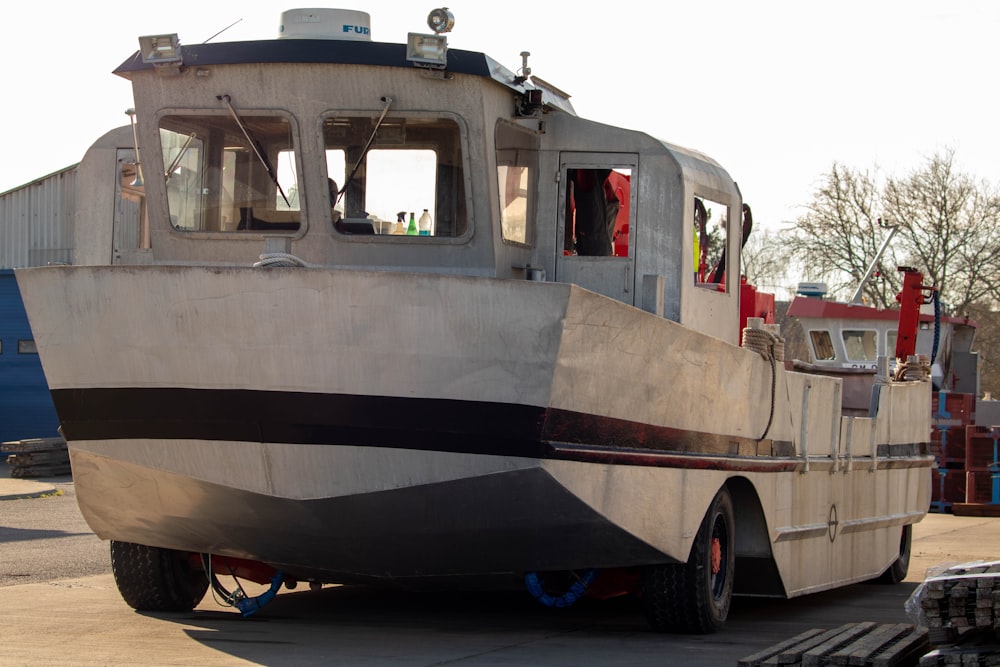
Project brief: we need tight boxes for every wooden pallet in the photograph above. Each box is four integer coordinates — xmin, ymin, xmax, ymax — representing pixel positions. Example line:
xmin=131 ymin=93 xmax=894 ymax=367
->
xmin=919 ymin=628 xmax=1000 ymax=666
xmin=737 ymin=622 xmax=929 ymax=666
xmin=9 ymin=463 xmax=71 ymax=478
xmin=952 ymin=503 xmax=1000 ymax=517
xmin=1 ymin=437 xmax=66 ymax=453
xmin=3 ymin=437 xmax=70 ymax=478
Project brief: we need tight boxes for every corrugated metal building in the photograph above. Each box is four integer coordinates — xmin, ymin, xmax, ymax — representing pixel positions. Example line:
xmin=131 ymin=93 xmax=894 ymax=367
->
xmin=0 ymin=166 xmax=77 ymax=268
xmin=0 ymin=166 xmax=78 ymax=445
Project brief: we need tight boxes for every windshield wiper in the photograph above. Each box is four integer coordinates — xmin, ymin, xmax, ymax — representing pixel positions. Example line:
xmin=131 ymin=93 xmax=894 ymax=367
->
xmin=164 ymin=132 xmax=197 ymax=182
xmin=217 ymin=94 xmax=290 ymax=207
xmin=336 ymin=96 xmax=394 ymax=207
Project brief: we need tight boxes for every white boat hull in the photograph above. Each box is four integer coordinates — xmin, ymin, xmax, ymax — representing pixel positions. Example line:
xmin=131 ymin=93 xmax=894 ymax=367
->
xmin=17 ymin=265 xmax=932 ymax=596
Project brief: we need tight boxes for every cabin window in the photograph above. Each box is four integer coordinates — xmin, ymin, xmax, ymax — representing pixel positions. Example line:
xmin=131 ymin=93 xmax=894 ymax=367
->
xmin=693 ymin=196 xmax=729 ymax=286
xmin=159 ymin=113 xmax=301 ymax=233
xmin=887 ymin=331 xmax=897 ymax=356
xmin=496 ymin=122 xmax=539 ymax=246
xmin=322 ymin=114 xmax=467 ymax=237
xmin=17 ymin=340 xmax=37 ymax=354
xmin=843 ymin=329 xmax=877 ymax=361
xmin=564 ymin=168 xmax=632 ymax=257
xmin=809 ymin=330 xmax=836 ymax=361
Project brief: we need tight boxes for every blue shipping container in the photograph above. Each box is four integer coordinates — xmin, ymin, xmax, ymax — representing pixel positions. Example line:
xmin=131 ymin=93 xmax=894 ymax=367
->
xmin=0 ymin=270 xmax=60 ymax=447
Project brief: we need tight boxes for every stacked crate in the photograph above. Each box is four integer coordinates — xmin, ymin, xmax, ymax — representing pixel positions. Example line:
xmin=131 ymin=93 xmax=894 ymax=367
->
xmin=930 ymin=392 xmax=976 ymax=512
xmin=954 ymin=426 xmax=1000 ymax=514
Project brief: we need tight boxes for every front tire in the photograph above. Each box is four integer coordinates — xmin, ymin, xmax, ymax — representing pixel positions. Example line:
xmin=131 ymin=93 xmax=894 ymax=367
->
xmin=110 ymin=540 xmax=209 ymax=611
xmin=642 ymin=486 xmax=735 ymax=633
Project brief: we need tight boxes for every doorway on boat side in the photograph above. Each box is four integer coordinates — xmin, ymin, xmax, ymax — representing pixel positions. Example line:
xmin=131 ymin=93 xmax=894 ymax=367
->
xmin=112 ymin=148 xmax=151 ymax=265
xmin=556 ymin=153 xmax=636 ymax=303
xmin=692 ymin=195 xmax=730 ymax=288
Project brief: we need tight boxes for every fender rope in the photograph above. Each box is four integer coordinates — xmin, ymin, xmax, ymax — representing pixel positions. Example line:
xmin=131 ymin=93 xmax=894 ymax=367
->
xmin=743 ymin=328 xmax=784 ymax=442
xmin=201 ymin=554 xmax=285 ymax=617
xmin=525 ymin=569 xmax=597 ymax=608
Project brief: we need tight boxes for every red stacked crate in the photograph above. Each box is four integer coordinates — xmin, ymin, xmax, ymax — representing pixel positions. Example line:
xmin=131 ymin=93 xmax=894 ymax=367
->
xmin=929 ymin=392 xmax=976 ymax=511
xmin=932 ymin=392 xmax=976 ymax=426
xmin=963 ymin=425 xmax=1000 ymax=505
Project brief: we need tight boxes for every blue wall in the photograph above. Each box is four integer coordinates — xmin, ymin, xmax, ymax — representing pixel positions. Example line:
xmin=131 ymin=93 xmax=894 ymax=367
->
xmin=0 ymin=270 xmax=60 ymax=446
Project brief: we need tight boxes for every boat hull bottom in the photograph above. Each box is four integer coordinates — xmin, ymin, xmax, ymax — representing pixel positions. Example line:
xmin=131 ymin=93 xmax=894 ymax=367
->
xmin=71 ymin=448 xmax=671 ymax=585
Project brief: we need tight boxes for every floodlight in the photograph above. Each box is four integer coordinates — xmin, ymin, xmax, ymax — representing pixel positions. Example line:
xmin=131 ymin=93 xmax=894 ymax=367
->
xmin=406 ymin=33 xmax=448 ymax=68
xmin=138 ymin=34 xmax=183 ymax=65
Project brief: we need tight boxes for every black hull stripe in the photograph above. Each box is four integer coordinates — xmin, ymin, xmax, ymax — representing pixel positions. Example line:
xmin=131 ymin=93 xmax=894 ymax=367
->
xmin=51 ymin=387 xmax=930 ymax=470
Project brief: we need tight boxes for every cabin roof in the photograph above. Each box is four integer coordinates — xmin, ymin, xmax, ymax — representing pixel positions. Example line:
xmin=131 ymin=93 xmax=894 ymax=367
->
xmin=114 ymin=39 xmax=492 ymax=78
xmin=786 ymin=296 xmax=975 ymax=328
xmin=113 ymin=38 xmax=576 ymax=114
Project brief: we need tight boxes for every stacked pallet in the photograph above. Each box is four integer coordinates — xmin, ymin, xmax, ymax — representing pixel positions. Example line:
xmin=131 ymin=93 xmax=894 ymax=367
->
xmin=738 ymin=562 xmax=1000 ymax=666
xmin=736 ymin=621 xmax=929 ymax=666
xmin=919 ymin=632 xmax=1000 ymax=666
xmin=913 ymin=561 xmax=1000 ymax=665
xmin=3 ymin=437 xmax=70 ymax=478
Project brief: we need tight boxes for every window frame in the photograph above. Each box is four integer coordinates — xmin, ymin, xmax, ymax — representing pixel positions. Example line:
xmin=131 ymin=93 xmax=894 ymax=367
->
xmin=155 ymin=107 xmax=306 ymax=239
xmin=319 ymin=110 xmax=473 ymax=243
xmin=495 ymin=120 xmax=540 ymax=248
xmin=808 ymin=329 xmax=837 ymax=361
xmin=842 ymin=328 xmax=878 ymax=362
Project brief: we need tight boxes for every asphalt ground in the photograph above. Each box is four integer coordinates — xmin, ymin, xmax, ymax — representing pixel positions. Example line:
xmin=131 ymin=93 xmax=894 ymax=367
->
xmin=2 ymin=471 xmax=999 ymax=666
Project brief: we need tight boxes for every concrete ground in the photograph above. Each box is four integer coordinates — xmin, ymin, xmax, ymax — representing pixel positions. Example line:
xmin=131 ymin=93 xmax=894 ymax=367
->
xmin=1 ymin=470 xmax=998 ymax=666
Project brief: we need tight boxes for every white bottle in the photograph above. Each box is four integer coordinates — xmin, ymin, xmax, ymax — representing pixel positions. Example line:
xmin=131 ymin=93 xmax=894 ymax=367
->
xmin=418 ymin=209 xmax=432 ymax=236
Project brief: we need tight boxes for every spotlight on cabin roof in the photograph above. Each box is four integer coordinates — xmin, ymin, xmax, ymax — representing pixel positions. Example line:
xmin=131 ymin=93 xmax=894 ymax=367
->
xmin=407 ymin=8 xmax=454 ymax=70
xmin=427 ymin=7 xmax=455 ymax=34
xmin=796 ymin=282 xmax=828 ymax=298
xmin=138 ymin=34 xmax=182 ymax=65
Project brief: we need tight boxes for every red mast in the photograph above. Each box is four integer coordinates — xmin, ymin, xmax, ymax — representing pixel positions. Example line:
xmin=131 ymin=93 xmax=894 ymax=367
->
xmin=894 ymin=266 xmax=936 ymax=359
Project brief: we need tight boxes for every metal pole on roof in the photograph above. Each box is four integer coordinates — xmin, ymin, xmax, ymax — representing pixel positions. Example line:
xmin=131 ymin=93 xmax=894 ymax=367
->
xmin=850 ymin=222 xmax=898 ymax=305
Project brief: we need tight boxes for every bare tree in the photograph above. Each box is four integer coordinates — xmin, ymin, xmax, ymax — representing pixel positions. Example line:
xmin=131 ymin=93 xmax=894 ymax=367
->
xmin=773 ymin=149 xmax=1000 ymax=396
xmin=781 ymin=163 xmax=900 ymax=307
xmin=967 ymin=305 xmax=1000 ymax=397
xmin=882 ymin=148 xmax=1000 ymax=313
xmin=741 ymin=227 xmax=792 ymax=297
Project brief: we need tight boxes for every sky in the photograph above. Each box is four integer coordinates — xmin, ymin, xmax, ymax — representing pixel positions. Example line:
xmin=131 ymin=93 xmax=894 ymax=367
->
xmin=2 ymin=1 xmax=998 ymax=234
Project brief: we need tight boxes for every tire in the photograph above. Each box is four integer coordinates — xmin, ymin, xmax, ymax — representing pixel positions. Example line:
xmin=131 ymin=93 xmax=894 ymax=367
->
xmin=876 ymin=524 xmax=912 ymax=585
xmin=642 ymin=486 xmax=735 ymax=633
xmin=110 ymin=540 xmax=209 ymax=612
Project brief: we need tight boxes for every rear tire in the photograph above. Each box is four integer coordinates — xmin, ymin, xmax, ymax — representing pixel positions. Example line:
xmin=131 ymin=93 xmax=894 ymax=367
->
xmin=876 ymin=524 xmax=912 ymax=584
xmin=642 ymin=487 xmax=735 ymax=633
xmin=110 ymin=540 xmax=209 ymax=611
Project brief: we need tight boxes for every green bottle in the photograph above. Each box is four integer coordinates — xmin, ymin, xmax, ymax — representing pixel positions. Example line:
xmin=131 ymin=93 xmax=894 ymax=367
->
xmin=406 ymin=211 xmax=418 ymax=235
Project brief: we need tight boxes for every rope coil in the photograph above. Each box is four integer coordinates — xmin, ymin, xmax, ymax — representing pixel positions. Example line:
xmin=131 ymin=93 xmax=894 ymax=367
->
xmin=742 ymin=328 xmax=784 ymax=362
xmin=253 ymin=252 xmax=311 ymax=268
xmin=893 ymin=355 xmax=931 ymax=383
xmin=742 ymin=327 xmax=784 ymax=442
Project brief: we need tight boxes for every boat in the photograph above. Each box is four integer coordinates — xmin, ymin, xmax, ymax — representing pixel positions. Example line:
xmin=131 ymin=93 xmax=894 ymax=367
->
xmin=15 ymin=8 xmax=934 ymax=633
xmin=782 ymin=280 xmax=998 ymax=513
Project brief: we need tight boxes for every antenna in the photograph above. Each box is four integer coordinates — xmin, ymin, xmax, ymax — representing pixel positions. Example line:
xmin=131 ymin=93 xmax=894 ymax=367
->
xmin=203 ymin=18 xmax=243 ymax=44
